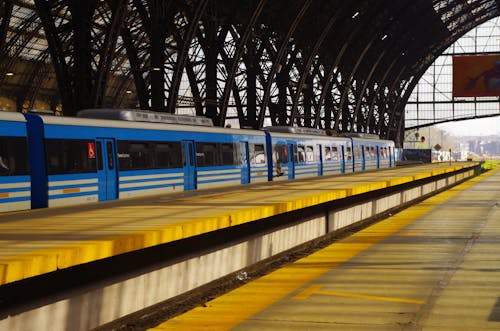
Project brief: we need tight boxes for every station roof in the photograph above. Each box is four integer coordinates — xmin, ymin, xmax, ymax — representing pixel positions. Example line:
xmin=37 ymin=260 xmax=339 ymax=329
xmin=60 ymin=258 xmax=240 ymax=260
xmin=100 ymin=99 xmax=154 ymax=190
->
xmin=1 ymin=0 xmax=498 ymax=143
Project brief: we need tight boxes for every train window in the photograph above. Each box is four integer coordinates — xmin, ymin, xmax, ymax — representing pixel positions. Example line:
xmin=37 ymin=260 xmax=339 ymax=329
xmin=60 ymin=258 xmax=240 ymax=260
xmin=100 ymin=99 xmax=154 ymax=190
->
xmin=306 ymin=146 xmax=314 ymax=162
xmin=234 ymin=143 xmax=241 ymax=165
xmin=155 ymin=142 xmax=182 ymax=168
xmin=182 ymin=145 xmax=186 ymax=166
xmin=295 ymin=145 xmax=306 ymax=163
xmin=239 ymin=143 xmax=247 ymax=164
xmin=130 ymin=142 xmax=150 ymax=169
xmin=354 ymin=146 xmax=362 ymax=160
xmin=251 ymin=144 xmax=266 ymax=165
xmin=365 ymin=146 xmax=376 ymax=158
xmin=0 ymin=136 xmax=29 ymax=176
xmin=196 ymin=142 xmax=218 ymax=167
xmin=45 ymin=139 xmax=97 ymax=174
xmin=155 ymin=143 xmax=170 ymax=168
xmin=96 ymin=142 xmax=103 ymax=170
xmin=188 ymin=144 xmax=194 ymax=167
xmin=188 ymin=144 xmax=194 ymax=166
xmin=107 ymin=142 xmax=114 ymax=170
xmin=117 ymin=141 xmax=151 ymax=170
xmin=346 ymin=147 xmax=352 ymax=160
xmin=221 ymin=143 xmax=235 ymax=166
xmin=273 ymin=144 xmax=288 ymax=163
xmin=331 ymin=146 xmax=339 ymax=161
xmin=118 ymin=140 xmax=183 ymax=170
xmin=280 ymin=145 xmax=288 ymax=163
xmin=324 ymin=146 xmax=332 ymax=161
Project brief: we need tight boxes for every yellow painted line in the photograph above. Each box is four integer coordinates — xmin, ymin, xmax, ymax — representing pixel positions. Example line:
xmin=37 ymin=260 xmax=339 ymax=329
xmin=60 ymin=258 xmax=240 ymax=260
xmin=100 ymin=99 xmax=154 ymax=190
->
xmin=413 ymin=172 xmax=432 ymax=180
xmin=293 ymin=284 xmax=424 ymax=304
xmin=398 ymin=231 xmax=423 ymax=236
xmin=151 ymin=168 xmax=496 ymax=331
xmin=291 ymin=284 xmax=323 ymax=300
xmin=386 ymin=176 xmax=414 ymax=186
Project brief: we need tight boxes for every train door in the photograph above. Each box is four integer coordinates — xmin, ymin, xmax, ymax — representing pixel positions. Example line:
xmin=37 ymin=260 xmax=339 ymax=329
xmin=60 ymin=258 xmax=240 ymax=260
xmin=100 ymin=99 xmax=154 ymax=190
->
xmin=183 ymin=140 xmax=197 ymax=190
xmin=376 ymin=146 xmax=381 ymax=169
xmin=287 ymin=143 xmax=295 ymax=179
xmin=345 ymin=144 xmax=354 ymax=172
xmin=360 ymin=145 xmax=366 ymax=171
xmin=96 ymin=138 xmax=118 ymax=201
xmin=240 ymin=142 xmax=250 ymax=184
xmin=317 ymin=144 xmax=323 ymax=176
xmin=341 ymin=145 xmax=346 ymax=173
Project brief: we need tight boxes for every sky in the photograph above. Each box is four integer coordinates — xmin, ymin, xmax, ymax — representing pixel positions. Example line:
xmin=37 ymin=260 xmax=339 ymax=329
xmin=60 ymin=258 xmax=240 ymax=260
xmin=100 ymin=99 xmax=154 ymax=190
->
xmin=436 ymin=117 xmax=500 ymax=137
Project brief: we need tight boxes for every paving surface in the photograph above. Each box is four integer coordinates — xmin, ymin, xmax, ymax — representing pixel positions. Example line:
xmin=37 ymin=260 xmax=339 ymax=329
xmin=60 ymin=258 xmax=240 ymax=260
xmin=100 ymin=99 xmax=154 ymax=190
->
xmin=151 ymin=167 xmax=500 ymax=330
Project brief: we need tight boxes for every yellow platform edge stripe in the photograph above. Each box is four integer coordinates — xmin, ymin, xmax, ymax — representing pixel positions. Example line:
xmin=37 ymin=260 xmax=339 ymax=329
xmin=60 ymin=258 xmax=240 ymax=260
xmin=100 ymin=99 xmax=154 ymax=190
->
xmin=149 ymin=166 xmax=496 ymax=331
xmin=0 ymin=163 xmax=479 ymax=285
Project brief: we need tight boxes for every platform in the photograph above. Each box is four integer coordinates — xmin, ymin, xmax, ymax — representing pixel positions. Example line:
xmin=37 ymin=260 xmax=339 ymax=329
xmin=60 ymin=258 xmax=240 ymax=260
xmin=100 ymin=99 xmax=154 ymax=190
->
xmin=0 ymin=163 xmax=485 ymax=330
xmin=151 ymin=167 xmax=500 ymax=330
xmin=0 ymin=163 xmax=478 ymax=286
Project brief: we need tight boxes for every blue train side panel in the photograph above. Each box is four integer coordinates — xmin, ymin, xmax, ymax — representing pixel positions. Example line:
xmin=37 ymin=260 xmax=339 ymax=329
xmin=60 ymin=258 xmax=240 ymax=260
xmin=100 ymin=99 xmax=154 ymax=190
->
xmin=265 ymin=129 xmax=351 ymax=180
xmin=350 ymin=137 xmax=395 ymax=172
xmin=26 ymin=114 xmax=270 ymax=208
xmin=0 ymin=112 xmax=31 ymax=212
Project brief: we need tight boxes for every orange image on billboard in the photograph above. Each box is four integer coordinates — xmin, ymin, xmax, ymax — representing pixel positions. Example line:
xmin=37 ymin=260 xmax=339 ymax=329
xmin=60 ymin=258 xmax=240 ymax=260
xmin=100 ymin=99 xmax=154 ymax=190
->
xmin=453 ymin=54 xmax=500 ymax=97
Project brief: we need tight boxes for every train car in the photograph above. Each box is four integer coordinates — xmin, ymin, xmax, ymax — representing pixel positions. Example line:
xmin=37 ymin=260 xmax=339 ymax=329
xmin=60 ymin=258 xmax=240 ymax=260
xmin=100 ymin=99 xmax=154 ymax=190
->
xmin=1 ymin=108 xmax=396 ymax=212
xmin=346 ymin=134 xmax=395 ymax=172
xmin=371 ymin=138 xmax=395 ymax=169
xmin=264 ymin=129 xmax=395 ymax=179
xmin=264 ymin=127 xmax=351 ymax=181
xmin=0 ymin=112 xmax=31 ymax=212
xmin=25 ymin=109 xmax=268 ymax=208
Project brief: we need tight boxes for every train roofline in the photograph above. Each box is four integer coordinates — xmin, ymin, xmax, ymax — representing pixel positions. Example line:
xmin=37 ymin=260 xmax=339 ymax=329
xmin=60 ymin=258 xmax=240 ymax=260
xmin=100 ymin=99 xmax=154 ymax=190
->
xmin=78 ymin=108 xmax=215 ymax=127
xmin=33 ymin=114 xmax=267 ymax=136
xmin=0 ymin=111 xmax=26 ymax=122
xmin=350 ymin=136 xmax=395 ymax=145
xmin=265 ymin=130 xmax=350 ymax=142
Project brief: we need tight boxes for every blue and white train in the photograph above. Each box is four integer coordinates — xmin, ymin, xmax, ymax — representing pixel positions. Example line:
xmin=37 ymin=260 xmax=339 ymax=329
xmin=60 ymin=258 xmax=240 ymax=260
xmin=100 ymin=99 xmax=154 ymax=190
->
xmin=0 ymin=109 xmax=395 ymax=212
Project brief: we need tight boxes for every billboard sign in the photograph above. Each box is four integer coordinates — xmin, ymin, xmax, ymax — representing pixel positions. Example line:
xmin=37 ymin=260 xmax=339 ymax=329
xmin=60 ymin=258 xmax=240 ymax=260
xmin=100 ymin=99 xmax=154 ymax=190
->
xmin=453 ymin=54 xmax=500 ymax=97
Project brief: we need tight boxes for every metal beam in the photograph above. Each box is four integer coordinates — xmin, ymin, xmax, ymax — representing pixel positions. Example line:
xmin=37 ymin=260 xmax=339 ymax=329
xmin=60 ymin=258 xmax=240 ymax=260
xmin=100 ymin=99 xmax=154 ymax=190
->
xmin=218 ymin=0 xmax=267 ymax=125
xmin=0 ymin=0 xmax=13 ymax=57
xmin=92 ymin=0 xmax=128 ymax=107
xmin=290 ymin=4 xmax=347 ymax=126
xmin=166 ymin=0 xmax=208 ymax=114
xmin=34 ymin=0 xmax=74 ymax=112
xmin=258 ymin=0 xmax=312 ymax=127
xmin=333 ymin=3 xmax=389 ymax=131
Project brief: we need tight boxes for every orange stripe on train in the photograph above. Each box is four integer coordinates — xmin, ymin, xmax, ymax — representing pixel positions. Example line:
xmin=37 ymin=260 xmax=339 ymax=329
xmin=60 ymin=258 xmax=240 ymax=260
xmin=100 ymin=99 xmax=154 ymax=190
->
xmin=62 ymin=188 xmax=81 ymax=194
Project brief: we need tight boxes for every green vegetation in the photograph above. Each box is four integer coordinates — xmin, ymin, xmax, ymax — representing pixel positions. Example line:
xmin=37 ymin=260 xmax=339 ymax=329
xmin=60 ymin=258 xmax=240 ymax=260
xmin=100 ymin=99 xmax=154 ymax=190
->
xmin=482 ymin=160 xmax=499 ymax=170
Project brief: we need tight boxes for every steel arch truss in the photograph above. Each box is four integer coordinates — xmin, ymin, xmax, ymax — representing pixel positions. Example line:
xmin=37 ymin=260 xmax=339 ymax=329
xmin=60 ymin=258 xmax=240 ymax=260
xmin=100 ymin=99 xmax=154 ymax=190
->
xmin=1 ymin=0 xmax=500 ymax=146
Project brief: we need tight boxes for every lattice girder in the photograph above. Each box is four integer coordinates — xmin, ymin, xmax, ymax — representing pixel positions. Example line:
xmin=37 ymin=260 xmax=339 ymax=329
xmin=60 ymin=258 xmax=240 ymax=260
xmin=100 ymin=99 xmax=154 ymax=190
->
xmin=1 ymin=0 xmax=499 ymax=145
